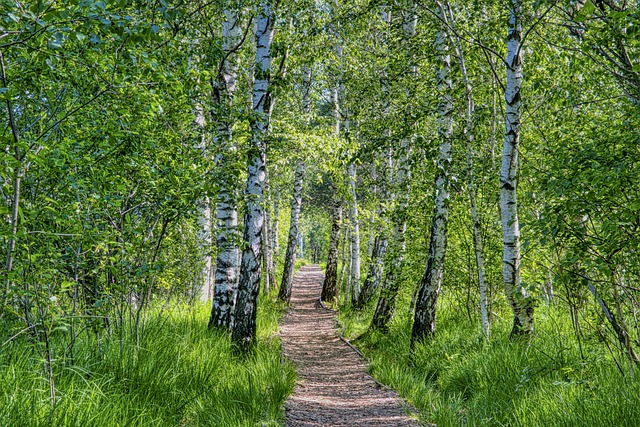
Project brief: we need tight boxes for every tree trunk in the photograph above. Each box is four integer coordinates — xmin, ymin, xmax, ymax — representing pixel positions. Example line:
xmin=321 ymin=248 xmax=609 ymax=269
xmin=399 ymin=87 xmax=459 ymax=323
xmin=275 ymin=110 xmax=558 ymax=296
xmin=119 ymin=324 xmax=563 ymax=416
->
xmin=357 ymin=234 xmax=388 ymax=309
xmin=1 ymin=51 xmax=22 ymax=307
xmin=357 ymin=8 xmax=392 ymax=310
xmin=231 ymin=0 xmax=274 ymax=350
xmin=367 ymin=215 xmax=375 ymax=259
xmin=277 ymin=64 xmax=311 ymax=303
xmin=588 ymin=282 xmax=640 ymax=365
xmin=501 ymin=0 xmax=534 ymax=337
xmin=195 ymin=106 xmax=213 ymax=303
xmin=263 ymin=201 xmax=272 ymax=295
xmin=344 ymin=227 xmax=352 ymax=305
xmin=321 ymin=199 xmax=342 ymax=304
xmin=445 ymin=2 xmax=489 ymax=337
xmin=348 ymin=163 xmax=361 ymax=304
xmin=371 ymin=142 xmax=410 ymax=330
xmin=197 ymin=194 xmax=213 ymax=302
xmin=209 ymin=7 xmax=243 ymax=329
xmin=263 ymin=167 xmax=275 ymax=295
xmin=339 ymin=225 xmax=348 ymax=303
xmin=371 ymin=221 xmax=406 ymax=330
xmin=278 ymin=159 xmax=305 ymax=304
xmin=371 ymin=4 xmax=416 ymax=330
xmin=271 ymin=191 xmax=280 ymax=267
xmin=412 ymin=6 xmax=453 ymax=345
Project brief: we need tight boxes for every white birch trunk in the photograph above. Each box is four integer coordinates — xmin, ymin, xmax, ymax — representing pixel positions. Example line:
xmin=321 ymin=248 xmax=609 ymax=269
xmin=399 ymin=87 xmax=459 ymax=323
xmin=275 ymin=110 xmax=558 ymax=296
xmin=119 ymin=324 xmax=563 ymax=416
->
xmin=278 ymin=66 xmax=310 ymax=303
xmin=371 ymin=3 xmax=416 ymax=329
xmin=197 ymin=195 xmax=213 ymax=303
xmin=445 ymin=2 xmax=489 ymax=337
xmin=344 ymin=228 xmax=353 ymax=306
xmin=278 ymin=159 xmax=305 ymax=303
xmin=298 ymin=233 xmax=304 ymax=259
xmin=322 ymin=199 xmax=342 ymax=303
xmin=501 ymin=0 xmax=534 ymax=336
xmin=262 ymin=171 xmax=273 ymax=295
xmin=348 ymin=163 xmax=361 ymax=304
xmin=195 ymin=106 xmax=213 ymax=303
xmin=339 ymin=225 xmax=348 ymax=304
xmin=371 ymin=142 xmax=410 ymax=329
xmin=209 ymin=7 xmax=243 ymax=329
xmin=412 ymin=6 xmax=453 ymax=344
xmin=1 ymin=52 xmax=22 ymax=305
xmin=272 ymin=190 xmax=280 ymax=261
xmin=231 ymin=0 xmax=275 ymax=350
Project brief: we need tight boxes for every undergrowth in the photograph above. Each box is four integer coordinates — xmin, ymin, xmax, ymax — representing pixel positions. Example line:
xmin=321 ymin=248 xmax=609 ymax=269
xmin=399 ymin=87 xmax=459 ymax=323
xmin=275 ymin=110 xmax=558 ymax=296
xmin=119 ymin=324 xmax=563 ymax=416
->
xmin=0 ymin=296 xmax=296 ymax=427
xmin=339 ymin=300 xmax=640 ymax=427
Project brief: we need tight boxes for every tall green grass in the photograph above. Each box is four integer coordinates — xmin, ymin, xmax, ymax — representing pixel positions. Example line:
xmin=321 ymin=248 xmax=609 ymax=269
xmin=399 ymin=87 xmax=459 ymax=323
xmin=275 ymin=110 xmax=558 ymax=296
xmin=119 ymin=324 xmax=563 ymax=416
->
xmin=340 ymin=301 xmax=640 ymax=427
xmin=0 ymin=296 xmax=296 ymax=427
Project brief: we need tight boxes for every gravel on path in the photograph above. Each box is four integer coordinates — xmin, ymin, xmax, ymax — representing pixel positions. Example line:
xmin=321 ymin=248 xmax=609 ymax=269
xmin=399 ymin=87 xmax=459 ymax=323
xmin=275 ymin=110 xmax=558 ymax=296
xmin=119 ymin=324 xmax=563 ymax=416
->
xmin=279 ymin=265 xmax=423 ymax=427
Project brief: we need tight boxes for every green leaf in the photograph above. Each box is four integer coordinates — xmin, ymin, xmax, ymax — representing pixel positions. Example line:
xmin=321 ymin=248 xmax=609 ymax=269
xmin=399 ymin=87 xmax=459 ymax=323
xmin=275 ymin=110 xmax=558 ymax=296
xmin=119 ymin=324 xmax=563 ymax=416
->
xmin=583 ymin=0 xmax=595 ymax=15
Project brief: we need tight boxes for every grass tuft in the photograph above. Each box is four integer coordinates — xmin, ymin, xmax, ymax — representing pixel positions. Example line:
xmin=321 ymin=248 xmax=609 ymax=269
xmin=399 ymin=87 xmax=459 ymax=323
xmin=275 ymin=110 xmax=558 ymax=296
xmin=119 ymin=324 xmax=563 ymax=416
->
xmin=0 ymin=296 xmax=296 ymax=427
xmin=340 ymin=301 xmax=640 ymax=427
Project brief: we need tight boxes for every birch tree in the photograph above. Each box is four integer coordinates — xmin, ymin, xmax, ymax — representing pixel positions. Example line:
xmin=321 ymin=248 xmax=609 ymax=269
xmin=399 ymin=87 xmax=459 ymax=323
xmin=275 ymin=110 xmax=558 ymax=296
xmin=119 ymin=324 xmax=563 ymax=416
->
xmin=278 ymin=159 xmax=305 ymax=303
xmin=277 ymin=65 xmax=311 ymax=303
xmin=0 ymin=51 xmax=22 ymax=307
xmin=262 ymin=170 xmax=274 ymax=294
xmin=356 ymin=7 xmax=392 ymax=310
xmin=195 ymin=106 xmax=213 ymax=303
xmin=348 ymin=162 xmax=361 ymax=304
xmin=370 ymin=3 xmax=416 ymax=330
xmin=231 ymin=0 xmax=275 ymax=350
xmin=501 ymin=0 xmax=534 ymax=336
xmin=322 ymin=198 xmax=342 ymax=303
xmin=444 ymin=1 xmax=490 ymax=336
xmin=371 ymin=143 xmax=410 ymax=329
xmin=209 ymin=6 xmax=244 ymax=329
xmin=412 ymin=4 xmax=453 ymax=344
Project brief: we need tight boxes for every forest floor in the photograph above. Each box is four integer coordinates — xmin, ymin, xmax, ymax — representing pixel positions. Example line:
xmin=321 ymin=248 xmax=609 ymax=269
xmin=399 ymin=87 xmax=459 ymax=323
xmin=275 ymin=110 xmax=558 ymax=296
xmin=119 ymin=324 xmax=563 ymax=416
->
xmin=279 ymin=265 xmax=423 ymax=427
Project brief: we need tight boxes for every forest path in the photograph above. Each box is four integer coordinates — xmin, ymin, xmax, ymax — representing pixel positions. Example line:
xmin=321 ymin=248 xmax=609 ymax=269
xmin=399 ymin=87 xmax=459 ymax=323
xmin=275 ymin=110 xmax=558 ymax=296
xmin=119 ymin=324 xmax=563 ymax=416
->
xmin=279 ymin=265 xmax=422 ymax=427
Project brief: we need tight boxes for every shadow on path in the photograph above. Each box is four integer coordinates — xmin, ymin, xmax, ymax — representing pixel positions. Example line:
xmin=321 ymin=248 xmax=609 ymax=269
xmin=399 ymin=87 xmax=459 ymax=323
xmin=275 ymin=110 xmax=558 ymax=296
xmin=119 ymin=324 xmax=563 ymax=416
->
xmin=279 ymin=265 xmax=422 ymax=427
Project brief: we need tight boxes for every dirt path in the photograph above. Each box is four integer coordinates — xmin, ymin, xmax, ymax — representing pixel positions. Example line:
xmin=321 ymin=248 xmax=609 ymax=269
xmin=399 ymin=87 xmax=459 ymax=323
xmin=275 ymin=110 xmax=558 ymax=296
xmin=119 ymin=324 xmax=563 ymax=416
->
xmin=279 ymin=265 xmax=422 ymax=427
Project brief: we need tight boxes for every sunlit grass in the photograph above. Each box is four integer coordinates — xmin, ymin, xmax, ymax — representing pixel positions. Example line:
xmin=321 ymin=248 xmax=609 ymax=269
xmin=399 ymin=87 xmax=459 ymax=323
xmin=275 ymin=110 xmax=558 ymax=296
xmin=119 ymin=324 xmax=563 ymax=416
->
xmin=0 ymin=296 xmax=296 ymax=427
xmin=340 ymin=300 xmax=640 ymax=427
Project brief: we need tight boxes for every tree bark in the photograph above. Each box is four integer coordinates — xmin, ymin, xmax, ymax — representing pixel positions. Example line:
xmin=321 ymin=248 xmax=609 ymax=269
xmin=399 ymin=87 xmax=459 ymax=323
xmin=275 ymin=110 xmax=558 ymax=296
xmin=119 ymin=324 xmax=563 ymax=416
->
xmin=444 ymin=2 xmax=489 ymax=337
xmin=339 ymin=225 xmax=348 ymax=303
xmin=262 ymin=173 xmax=273 ymax=295
xmin=344 ymin=226 xmax=352 ymax=305
xmin=412 ymin=5 xmax=453 ymax=345
xmin=357 ymin=234 xmax=388 ymax=309
xmin=278 ymin=65 xmax=310 ymax=303
xmin=1 ymin=49 xmax=22 ymax=307
xmin=195 ymin=106 xmax=213 ymax=303
xmin=348 ymin=163 xmax=361 ymax=304
xmin=231 ymin=0 xmax=274 ymax=350
xmin=371 ymin=4 xmax=416 ymax=330
xmin=321 ymin=199 xmax=342 ymax=304
xmin=501 ymin=0 xmax=534 ymax=337
xmin=209 ymin=7 xmax=244 ymax=329
xmin=271 ymin=190 xmax=280 ymax=266
xmin=197 ymin=194 xmax=213 ymax=302
xmin=278 ymin=159 xmax=305 ymax=303
xmin=371 ymin=143 xmax=410 ymax=330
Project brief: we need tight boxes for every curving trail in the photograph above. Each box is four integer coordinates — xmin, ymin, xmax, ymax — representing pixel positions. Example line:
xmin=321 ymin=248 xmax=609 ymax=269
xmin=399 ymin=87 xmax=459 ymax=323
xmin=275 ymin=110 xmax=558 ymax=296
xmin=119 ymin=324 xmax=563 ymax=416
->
xmin=279 ymin=265 xmax=421 ymax=427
